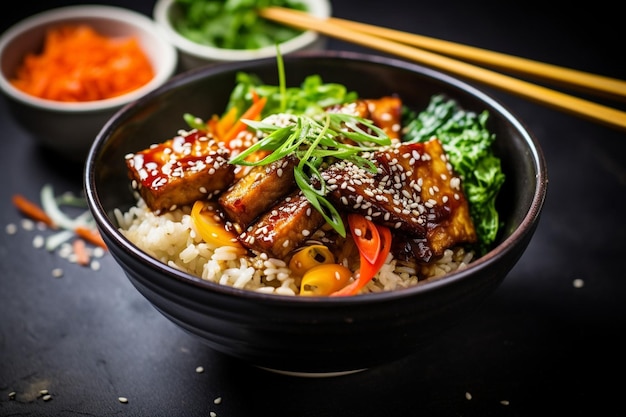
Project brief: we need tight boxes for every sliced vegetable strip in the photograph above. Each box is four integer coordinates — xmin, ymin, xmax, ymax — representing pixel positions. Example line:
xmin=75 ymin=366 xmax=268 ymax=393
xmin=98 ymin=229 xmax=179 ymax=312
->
xmin=223 ymin=96 xmax=268 ymax=143
xmin=12 ymin=194 xmax=56 ymax=228
xmin=73 ymin=238 xmax=90 ymax=266
xmin=216 ymin=106 xmax=239 ymax=138
xmin=347 ymin=213 xmax=381 ymax=265
xmin=75 ymin=226 xmax=107 ymax=249
xmin=191 ymin=200 xmax=243 ymax=249
xmin=331 ymin=219 xmax=392 ymax=297
xmin=12 ymin=185 xmax=108 ymax=267
xmin=300 ymin=264 xmax=352 ymax=296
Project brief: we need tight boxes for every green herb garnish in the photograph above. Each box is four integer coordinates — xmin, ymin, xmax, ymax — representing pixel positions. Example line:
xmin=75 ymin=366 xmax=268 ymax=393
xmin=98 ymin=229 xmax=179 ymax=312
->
xmin=229 ymin=112 xmax=390 ymax=236
xmin=225 ymin=72 xmax=358 ymax=120
xmin=225 ymin=54 xmax=389 ymax=236
xmin=172 ymin=0 xmax=307 ymax=50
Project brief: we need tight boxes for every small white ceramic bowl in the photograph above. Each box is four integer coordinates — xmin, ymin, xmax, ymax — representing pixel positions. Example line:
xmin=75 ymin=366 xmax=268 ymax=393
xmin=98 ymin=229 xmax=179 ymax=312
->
xmin=153 ymin=0 xmax=331 ymax=71
xmin=0 ymin=5 xmax=178 ymax=162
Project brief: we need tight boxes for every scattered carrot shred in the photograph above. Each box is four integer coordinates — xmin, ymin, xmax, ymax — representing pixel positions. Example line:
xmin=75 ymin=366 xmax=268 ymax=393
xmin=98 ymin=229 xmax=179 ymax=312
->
xmin=223 ymin=96 xmax=268 ymax=143
xmin=75 ymin=226 xmax=108 ymax=249
xmin=12 ymin=194 xmax=56 ymax=228
xmin=216 ymin=106 xmax=239 ymax=139
xmin=10 ymin=24 xmax=154 ymax=102
xmin=73 ymin=238 xmax=90 ymax=266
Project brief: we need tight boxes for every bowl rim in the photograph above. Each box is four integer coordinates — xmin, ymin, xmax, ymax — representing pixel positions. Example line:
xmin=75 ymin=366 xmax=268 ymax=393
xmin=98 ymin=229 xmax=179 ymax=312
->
xmin=153 ymin=0 xmax=331 ymax=62
xmin=0 ymin=5 xmax=178 ymax=113
xmin=85 ymin=50 xmax=547 ymax=305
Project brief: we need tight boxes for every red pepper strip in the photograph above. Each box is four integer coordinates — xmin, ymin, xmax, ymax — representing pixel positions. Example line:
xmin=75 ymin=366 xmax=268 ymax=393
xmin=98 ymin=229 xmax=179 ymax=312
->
xmin=347 ymin=213 xmax=380 ymax=264
xmin=331 ymin=223 xmax=392 ymax=296
xmin=223 ymin=95 xmax=267 ymax=144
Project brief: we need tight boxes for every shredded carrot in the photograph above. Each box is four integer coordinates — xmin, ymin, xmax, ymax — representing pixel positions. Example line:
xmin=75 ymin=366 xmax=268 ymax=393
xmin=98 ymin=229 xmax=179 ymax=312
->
xmin=12 ymin=194 xmax=56 ymax=228
xmin=10 ymin=24 xmax=154 ymax=102
xmin=75 ymin=226 xmax=108 ymax=249
xmin=216 ymin=106 xmax=239 ymax=139
xmin=73 ymin=238 xmax=90 ymax=266
xmin=206 ymin=114 xmax=220 ymax=137
xmin=223 ymin=96 xmax=268 ymax=143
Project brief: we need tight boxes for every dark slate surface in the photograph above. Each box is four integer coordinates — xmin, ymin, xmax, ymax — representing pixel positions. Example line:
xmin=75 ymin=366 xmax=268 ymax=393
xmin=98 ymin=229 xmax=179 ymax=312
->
xmin=1 ymin=1 xmax=625 ymax=416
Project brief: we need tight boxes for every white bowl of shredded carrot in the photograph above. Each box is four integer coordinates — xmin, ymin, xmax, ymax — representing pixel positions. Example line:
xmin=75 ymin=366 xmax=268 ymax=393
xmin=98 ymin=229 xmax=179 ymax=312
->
xmin=0 ymin=5 xmax=178 ymax=162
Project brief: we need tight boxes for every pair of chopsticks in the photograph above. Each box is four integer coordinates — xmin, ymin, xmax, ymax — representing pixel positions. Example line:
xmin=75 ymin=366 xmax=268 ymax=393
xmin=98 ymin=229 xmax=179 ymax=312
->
xmin=259 ymin=7 xmax=626 ymax=132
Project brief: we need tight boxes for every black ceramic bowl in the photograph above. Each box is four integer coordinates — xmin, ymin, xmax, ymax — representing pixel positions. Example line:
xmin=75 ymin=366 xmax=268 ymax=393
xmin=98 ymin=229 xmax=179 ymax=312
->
xmin=84 ymin=51 xmax=547 ymax=376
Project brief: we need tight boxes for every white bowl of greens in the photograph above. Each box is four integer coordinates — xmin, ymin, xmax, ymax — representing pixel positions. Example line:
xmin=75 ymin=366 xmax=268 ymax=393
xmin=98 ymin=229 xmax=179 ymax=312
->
xmin=153 ymin=0 xmax=331 ymax=71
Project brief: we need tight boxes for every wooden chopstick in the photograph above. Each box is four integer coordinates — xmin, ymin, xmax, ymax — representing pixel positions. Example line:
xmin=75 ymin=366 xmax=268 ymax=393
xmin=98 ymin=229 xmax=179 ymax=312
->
xmin=259 ymin=7 xmax=626 ymax=132
xmin=307 ymin=14 xmax=626 ymax=101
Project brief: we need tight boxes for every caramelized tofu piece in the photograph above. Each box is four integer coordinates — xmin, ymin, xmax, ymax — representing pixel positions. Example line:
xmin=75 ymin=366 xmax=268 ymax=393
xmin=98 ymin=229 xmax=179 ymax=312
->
xmin=327 ymin=97 xmax=403 ymax=141
xmin=218 ymin=155 xmax=298 ymax=229
xmin=322 ymin=138 xmax=476 ymax=257
xmin=365 ymin=96 xmax=403 ymax=140
xmin=126 ymin=130 xmax=235 ymax=214
xmin=238 ymin=191 xmax=325 ymax=259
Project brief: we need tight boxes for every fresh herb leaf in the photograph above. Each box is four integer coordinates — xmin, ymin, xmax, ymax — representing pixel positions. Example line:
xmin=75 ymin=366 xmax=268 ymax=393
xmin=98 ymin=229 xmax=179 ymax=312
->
xmin=225 ymin=72 xmax=359 ymax=120
xmin=183 ymin=113 xmax=207 ymax=130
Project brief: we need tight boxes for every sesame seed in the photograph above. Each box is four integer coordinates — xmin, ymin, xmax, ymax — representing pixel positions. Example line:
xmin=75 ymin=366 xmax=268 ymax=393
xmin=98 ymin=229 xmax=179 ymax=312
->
xmin=465 ymin=392 xmax=472 ymax=400
xmin=214 ymin=397 xmax=222 ymax=404
xmin=196 ymin=366 xmax=204 ymax=373
xmin=573 ymin=278 xmax=584 ymax=288
xmin=500 ymin=400 xmax=510 ymax=406
xmin=42 ymin=394 xmax=52 ymax=401
xmin=33 ymin=235 xmax=44 ymax=248
xmin=52 ymin=268 xmax=63 ymax=278
xmin=118 ymin=397 xmax=128 ymax=404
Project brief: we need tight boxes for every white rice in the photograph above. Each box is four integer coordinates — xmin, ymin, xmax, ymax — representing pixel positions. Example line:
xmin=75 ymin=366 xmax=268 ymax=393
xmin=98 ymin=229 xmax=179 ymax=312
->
xmin=116 ymin=197 xmax=474 ymax=296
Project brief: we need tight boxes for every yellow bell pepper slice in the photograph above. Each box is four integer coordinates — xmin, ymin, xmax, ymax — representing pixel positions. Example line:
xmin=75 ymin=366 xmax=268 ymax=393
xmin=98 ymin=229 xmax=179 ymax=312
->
xmin=288 ymin=244 xmax=335 ymax=276
xmin=300 ymin=264 xmax=352 ymax=296
xmin=190 ymin=200 xmax=242 ymax=248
